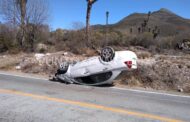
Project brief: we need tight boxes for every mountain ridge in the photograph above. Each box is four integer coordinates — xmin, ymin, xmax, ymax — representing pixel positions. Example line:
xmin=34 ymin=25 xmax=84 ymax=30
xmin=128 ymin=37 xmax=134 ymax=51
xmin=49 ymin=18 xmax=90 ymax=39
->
xmin=93 ymin=8 xmax=190 ymax=37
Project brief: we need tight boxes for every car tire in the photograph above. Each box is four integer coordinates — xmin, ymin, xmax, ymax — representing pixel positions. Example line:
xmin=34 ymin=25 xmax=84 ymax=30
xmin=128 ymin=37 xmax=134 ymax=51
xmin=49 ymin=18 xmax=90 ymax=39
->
xmin=57 ymin=62 xmax=69 ymax=74
xmin=100 ymin=46 xmax=115 ymax=62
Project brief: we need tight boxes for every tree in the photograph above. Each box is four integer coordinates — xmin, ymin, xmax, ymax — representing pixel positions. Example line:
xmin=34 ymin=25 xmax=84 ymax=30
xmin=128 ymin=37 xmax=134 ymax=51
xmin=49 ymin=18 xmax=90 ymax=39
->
xmin=0 ymin=0 xmax=49 ymax=50
xmin=86 ymin=0 xmax=97 ymax=48
xmin=16 ymin=0 xmax=27 ymax=47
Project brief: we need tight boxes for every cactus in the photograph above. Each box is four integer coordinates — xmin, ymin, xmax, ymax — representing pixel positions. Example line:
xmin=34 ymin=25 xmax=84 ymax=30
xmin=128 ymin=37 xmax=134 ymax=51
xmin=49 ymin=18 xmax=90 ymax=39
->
xmin=138 ymin=11 xmax=151 ymax=34
xmin=130 ymin=28 xmax=133 ymax=34
xmin=138 ymin=27 xmax=141 ymax=34
xmin=152 ymin=26 xmax=160 ymax=39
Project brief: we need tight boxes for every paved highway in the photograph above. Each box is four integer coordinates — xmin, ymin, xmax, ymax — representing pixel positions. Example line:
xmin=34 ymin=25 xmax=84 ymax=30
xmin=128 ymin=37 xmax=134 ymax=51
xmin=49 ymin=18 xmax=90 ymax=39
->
xmin=0 ymin=72 xmax=190 ymax=122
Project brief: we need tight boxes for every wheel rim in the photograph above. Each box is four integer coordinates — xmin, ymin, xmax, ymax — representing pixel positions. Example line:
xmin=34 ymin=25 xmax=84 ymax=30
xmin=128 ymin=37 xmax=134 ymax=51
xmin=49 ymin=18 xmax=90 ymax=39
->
xmin=101 ymin=47 xmax=114 ymax=62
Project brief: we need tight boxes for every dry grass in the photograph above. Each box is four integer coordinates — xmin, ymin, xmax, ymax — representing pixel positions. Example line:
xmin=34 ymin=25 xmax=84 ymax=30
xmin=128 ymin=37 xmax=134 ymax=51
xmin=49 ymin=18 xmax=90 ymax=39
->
xmin=118 ymin=53 xmax=190 ymax=93
xmin=0 ymin=55 xmax=20 ymax=70
xmin=137 ymin=51 xmax=152 ymax=59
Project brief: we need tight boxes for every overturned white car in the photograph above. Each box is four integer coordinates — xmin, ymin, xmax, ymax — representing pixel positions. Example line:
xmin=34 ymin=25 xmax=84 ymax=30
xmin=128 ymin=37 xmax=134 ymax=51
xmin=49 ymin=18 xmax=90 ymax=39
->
xmin=52 ymin=47 xmax=137 ymax=86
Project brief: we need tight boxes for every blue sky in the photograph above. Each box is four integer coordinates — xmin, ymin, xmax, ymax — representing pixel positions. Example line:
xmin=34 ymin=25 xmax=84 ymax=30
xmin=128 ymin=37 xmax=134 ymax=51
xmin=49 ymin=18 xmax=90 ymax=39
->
xmin=1 ymin=0 xmax=190 ymax=30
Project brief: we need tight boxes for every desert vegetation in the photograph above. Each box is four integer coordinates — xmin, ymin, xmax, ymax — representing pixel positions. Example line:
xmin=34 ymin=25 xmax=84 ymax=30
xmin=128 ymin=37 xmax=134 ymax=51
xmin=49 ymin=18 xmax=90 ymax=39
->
xmin=0 ymin=2 xmax=190 ymax=54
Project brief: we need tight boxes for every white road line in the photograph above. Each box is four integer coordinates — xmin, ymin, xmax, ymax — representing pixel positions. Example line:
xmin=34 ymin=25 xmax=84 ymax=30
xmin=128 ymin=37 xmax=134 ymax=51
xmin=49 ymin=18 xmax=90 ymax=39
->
xmin=112 ymin=87 xmax=190 ymax=98
xmin=0 ymin=72 xmax=47 ymax=81
xmin=0 ymin=72 xmax=190 ymax=98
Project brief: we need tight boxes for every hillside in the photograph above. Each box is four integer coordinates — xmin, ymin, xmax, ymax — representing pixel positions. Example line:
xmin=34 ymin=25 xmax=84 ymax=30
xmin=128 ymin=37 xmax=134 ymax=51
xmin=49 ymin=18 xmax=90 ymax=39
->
xmin=94 ymin=8 xmax=190 ymax=37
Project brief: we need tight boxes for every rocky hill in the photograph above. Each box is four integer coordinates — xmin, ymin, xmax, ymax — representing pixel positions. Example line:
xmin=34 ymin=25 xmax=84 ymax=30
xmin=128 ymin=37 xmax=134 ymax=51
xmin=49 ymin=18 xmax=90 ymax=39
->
xmin=94 ymin=8 xmax=190 ymax=37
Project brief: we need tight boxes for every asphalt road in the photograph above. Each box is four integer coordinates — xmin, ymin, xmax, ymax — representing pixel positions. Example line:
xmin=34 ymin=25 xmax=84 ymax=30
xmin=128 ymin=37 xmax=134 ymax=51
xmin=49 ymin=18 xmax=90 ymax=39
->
xmin=0 ymin=72 xmax=190 ymax=122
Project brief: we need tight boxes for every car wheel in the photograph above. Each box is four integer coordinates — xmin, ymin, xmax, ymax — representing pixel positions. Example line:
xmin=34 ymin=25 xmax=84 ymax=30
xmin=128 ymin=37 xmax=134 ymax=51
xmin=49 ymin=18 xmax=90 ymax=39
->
xmin=100 ymin=46 xmax=115 ymax=62
xmin=57 ymin=62 xmax=69 ymax=74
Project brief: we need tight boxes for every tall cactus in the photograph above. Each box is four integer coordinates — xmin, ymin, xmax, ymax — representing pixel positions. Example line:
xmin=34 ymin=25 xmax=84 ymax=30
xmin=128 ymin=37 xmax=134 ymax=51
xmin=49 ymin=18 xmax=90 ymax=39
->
xmin=130 ymin=28 xmax=133 ymax=34
xmin=141 ymin=11 xmax=151 ymax=33
xmin=152 ymin=26 xmax=160 ymax=39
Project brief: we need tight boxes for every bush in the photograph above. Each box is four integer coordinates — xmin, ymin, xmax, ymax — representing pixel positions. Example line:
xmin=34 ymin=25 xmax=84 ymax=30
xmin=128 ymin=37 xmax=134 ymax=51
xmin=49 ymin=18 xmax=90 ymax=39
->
xmin=0 ymin=24 xmax=17 ymax=53
xmin=56 ymin=30 xmax=87 ymax=54
xmin=129 ymin=32 xmax=154 ymax=48
xmin=157 ymin=36 xmax=175 ymax=49
xmin=137 ymin=51 xmax=152 ymax=59
xmin=0 ymin=55 xmax=20 ymax=69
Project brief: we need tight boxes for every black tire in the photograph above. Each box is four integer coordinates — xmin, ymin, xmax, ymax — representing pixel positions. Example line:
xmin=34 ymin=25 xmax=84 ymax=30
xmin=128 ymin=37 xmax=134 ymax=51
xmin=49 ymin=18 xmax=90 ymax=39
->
xmin=56 ymin=62 xmax=69 ymax=75
xmin=100 ymin=46 xmax=115 ymax=62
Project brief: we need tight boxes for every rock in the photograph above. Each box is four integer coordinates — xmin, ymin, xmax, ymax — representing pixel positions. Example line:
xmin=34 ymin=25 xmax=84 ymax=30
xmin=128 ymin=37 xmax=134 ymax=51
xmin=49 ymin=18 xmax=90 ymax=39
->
xmin=15 ymin=65 xmax=21 ymax=70
xmin=178 ymin=88 xmax=184 ymax=92
xmin=64 ymin=52 xmax=68 ymax=55
xmin=46 ymin=53 xmax=51 ymax=56
xmin=177 ymin=85 xmax=184 ymax=92
xmin=35 ymin=53 xmax=45 ymax=60
xmin=63 ymin=52 xmax=74 ymax=56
